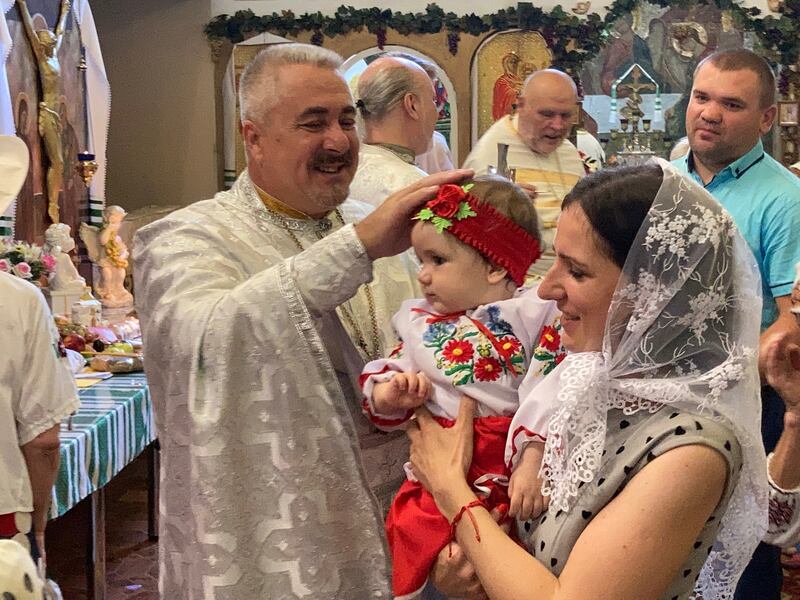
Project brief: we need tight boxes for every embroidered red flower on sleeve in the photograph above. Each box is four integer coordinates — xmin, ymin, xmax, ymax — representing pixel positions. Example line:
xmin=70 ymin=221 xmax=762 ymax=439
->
xmin=428 ymin=184 xmax=465 ymax=218
xmin=538 ymin=325 xmax=561 ymax=352
xmin=443 ymin=339 xmax=474 ymax=363
xmin=496 ymin=336 xmax=522 ymax=358
xmin=474 ymin=356 xmax=502 ymax=381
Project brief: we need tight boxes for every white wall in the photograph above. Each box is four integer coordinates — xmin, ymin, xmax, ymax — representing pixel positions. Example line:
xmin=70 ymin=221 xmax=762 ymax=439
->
xmin=92 ymin=0 xmax=217 ymax=212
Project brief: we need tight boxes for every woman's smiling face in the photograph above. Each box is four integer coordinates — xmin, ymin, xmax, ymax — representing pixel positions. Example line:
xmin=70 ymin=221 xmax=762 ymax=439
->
xmin=537 ymin=204 xmax=622 ymax=352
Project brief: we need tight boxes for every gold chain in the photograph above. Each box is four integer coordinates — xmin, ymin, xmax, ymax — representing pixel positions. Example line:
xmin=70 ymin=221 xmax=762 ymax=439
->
xmin=273 ymin=208 xmax=381 ymax=361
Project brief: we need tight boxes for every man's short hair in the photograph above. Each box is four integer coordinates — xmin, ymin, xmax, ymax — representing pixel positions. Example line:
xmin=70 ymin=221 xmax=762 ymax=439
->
xmin=695 ymin=49 xmax=776 ymax=109
xmin=383 ymin=51 xmax=438 ymax=81
xmin=357 ymin=59 xmax=425 ymax=122
xmin=239 ymin=43 xmax=343 ymax=123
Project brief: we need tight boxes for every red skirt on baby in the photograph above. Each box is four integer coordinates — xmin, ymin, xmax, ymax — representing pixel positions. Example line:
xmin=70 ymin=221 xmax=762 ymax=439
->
xmin=385 ymin=415 xmax=512 ymax=599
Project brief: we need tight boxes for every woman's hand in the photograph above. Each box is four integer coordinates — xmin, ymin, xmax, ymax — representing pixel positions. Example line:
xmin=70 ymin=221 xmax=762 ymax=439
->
xmin=429 ymin=540 xmax=488 ymax=600
xmin=407 ymin=395 xmax=476 ymax=519
xmin=429 ymin=507 xmax=511 ymax=600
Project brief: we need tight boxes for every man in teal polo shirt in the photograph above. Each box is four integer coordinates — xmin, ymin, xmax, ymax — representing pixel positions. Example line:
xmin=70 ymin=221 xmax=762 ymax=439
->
xmin=674 ymin=48 xmax=800 ymax=600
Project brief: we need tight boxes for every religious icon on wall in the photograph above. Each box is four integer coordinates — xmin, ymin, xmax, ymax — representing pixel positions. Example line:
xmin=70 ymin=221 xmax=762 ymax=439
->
xmin=474 ymin=30 xmax=552 ymax=139
xmin=579 ymin=1 xmax=750 ymax=141
xmin=492 ymin=52 xmax=523 ymax=121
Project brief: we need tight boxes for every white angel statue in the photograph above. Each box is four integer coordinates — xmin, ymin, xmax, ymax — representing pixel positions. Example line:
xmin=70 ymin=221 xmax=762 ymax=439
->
xmin=80 ymin=205 xmax=133 ymax=308
xmin=44 ymin=223 xmax=85 ymax=292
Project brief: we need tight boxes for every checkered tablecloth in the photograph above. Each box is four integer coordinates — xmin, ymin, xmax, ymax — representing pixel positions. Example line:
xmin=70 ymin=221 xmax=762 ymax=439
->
xmin=51 ymin=373 xmax=154 ymax=518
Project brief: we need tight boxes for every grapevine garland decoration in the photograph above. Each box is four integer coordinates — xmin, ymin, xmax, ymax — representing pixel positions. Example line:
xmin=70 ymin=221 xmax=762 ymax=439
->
xmin=206 ymin=1 xmax=800 ymax=75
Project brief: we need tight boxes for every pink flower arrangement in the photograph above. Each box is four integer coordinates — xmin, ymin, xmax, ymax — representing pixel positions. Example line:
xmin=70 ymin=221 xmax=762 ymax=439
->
xmin=0 ymin=240 xmax=55 ymax=283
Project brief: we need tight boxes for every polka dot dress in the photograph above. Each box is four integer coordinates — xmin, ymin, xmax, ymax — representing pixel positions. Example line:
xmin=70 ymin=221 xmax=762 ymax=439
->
xmin=516 ymin=407 xmax=743 ymax=600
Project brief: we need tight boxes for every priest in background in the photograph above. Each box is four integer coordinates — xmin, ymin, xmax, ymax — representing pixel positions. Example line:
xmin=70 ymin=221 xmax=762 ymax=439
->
xmin=463 ymin=69 xmax=585 ymax=279
xmin=134 ymin=43 xmax=470 ymax=599
xmin=348 ymin=56 xmax=437 ymax=207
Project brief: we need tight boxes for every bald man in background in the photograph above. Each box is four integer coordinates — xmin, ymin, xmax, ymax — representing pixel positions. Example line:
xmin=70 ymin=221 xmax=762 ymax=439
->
xmin=349 ymin=56 xmax=438 ymax=207
xmin=463 ymin=69 xmax=585 ymax=278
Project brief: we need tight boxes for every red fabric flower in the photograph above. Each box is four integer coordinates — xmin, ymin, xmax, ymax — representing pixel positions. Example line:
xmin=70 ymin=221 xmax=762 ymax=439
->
xmin=428 ymin=184 xmax=466 ymax=218
xmin=539 ymin=326 xmax=561 ymax=352
xmin=497 ymin=336 xmax=521 ymax=358
xmin=443 ymin=339 xmax=474 ymax=363
xmin=474 ymin=356 xmax=503 ymax=381
xmin=555 ymin=352 xmax=566 ymax=365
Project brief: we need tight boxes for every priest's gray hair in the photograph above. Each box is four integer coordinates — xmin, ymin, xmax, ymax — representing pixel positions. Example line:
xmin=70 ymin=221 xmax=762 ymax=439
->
xmin=239 ymin=43 xmax=344 ymax=123
xmin=356 ymin=59 xmax=424 ymax=122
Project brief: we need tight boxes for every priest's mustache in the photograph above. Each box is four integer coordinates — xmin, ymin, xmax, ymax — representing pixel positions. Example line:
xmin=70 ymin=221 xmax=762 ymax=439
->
xmin=312 ymin=150 xmax=355 ymax=168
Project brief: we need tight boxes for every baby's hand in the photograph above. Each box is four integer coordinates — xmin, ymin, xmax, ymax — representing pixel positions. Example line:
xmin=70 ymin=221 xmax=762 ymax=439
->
xmin=508 ymin=442 xmax=547 ymax=521
xmin=372 ymin=372 xmax=431 ymax=414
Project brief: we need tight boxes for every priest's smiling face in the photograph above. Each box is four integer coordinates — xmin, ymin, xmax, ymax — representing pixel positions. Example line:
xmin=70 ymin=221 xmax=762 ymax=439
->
xmin=242 ymin=64 xmax=359 ymax=218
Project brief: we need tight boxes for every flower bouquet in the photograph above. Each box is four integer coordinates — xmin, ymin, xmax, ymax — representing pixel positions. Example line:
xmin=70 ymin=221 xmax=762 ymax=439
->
xmin=0 ymin=240 xmax=56 ymax=283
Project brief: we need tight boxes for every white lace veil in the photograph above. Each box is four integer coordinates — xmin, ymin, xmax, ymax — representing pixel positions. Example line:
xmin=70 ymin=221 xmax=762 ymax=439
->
xmin=540 ymin=159 xmax=768 ymax=599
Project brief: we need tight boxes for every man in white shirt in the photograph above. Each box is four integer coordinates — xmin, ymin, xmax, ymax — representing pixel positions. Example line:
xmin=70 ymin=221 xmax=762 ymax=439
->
xmin=0 ymin=136 xmax=78 ymax=562
xmin=464 ymin=69 xmax=585 ymax=278
xmin=348 ymin=56 xmax=437 ymax=207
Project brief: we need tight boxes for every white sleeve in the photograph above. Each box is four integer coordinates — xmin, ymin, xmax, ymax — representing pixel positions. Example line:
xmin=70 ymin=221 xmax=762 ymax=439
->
xmin=359 ymin=349 xmax=417 ymax=431
xmin=765 ymin=452 xmax=800 ymax=545
xmin=15 ymin=288 xmax=79 ymax=445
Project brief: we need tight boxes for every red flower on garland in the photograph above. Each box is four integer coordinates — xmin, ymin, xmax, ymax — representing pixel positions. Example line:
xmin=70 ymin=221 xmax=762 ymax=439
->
xmin=443 ymin=339 xmax=474 ymax=363
xmin=497 ymin=336 xmax=521 ymax=358
xmin=474 ymin=356 xmax=503 ymax=381
xmin=428 ymin=184 xmax=466 ymax=218
xmin=539 ymin=325 xmax=561 ymax=352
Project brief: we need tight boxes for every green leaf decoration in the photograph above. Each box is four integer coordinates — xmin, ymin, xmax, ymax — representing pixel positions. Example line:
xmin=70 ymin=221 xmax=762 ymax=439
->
xmin=206 ymin=2 xmax=800 ymax=73
xmin=461 ymin=183 xmax=475 ymax=193
xmin=431 ymin=216 xmax=452 ymax=233
xmin=455 ymin=202 xmax=477 ymax=220
xmin=454 ymin=371 xmax=473 ymax=386
xmin=445 ymin=363 xmax=473 ymax=376
xmin=416 ymin=207 xmax=434 ymax=221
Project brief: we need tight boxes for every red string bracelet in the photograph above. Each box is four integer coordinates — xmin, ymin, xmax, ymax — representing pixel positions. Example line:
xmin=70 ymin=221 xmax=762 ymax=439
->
xmin=448 ymin=498 xmax=486 ymax=557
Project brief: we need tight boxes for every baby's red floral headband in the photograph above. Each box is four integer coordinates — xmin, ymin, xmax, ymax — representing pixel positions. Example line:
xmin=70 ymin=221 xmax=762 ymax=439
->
xmin=414 ymin=183 xmax=541 ymax=286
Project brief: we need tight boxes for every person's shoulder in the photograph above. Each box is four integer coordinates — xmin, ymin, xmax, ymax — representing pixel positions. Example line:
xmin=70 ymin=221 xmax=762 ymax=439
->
xmin=0 ymin=273 xmax=52 ymax=336
xmin=474 ymin=116 xmax=516 ymax=145
xmin=758 ymin=155 xmax=800 ymax=197
xmin=135 ymin=196 xmax=225 ymax=243
xmin=0 ymin=271 xmax=42 ymax=307
xmin=639 ymin=409 xmax=741 ymax=463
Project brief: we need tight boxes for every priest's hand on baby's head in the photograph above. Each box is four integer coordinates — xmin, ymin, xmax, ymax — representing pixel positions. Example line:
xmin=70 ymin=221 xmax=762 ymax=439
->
xmin=355 ymin=169 xmax=474 ymax=260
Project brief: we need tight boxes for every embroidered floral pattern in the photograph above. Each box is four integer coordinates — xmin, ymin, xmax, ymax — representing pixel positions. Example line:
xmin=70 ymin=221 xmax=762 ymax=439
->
xmin=474 ymin=357 xmax=503 ymax=381
xmin=443 ymin=339 xmax=474 ymax=363
xmin=421 ymin=305 xmax=526 ymax=386
xmin=533 ymin=318 xmax=566 ymax=376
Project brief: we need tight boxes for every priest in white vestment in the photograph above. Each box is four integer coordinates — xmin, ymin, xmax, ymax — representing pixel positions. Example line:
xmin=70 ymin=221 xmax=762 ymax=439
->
xmin=463 ymin=70 xmax=585 ymax=279
xmin=134 ymin=44 xmax=470 ymax=599
xmin=348 ymin=56 xmax=436 ymax=208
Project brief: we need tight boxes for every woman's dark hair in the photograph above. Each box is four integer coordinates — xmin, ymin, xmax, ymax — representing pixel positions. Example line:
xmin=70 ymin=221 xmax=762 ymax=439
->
xmin=561 ymin=164 xmax=663 ymax=267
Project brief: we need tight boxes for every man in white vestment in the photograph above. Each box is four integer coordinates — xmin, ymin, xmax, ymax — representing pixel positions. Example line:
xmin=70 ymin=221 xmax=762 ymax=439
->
xmin=348 ymin=56 xmax=437 ymax=207
xmin=463 ymin=69 xmax=585 ymax=278
xmin=134 ymin=44 xmax=470 ymax=599
xmin=381 ymin=51 xmax=455 ymax=175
